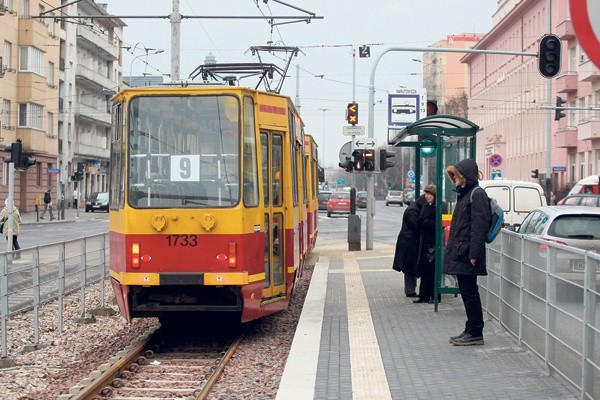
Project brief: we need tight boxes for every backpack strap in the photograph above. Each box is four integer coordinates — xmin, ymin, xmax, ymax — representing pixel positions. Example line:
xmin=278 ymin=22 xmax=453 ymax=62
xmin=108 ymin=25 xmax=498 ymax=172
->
xmin=469 ymin=186 xmax=483 ymax=203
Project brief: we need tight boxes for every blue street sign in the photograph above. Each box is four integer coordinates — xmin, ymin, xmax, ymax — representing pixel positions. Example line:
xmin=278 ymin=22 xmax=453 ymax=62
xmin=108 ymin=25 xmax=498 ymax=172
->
xmin=407 ymin=170 xmax=415 ymax=178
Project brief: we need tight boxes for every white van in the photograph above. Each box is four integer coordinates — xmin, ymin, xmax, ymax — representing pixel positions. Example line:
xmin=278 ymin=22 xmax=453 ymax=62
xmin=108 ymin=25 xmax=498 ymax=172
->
xmin=479 ymin=180 xmax=547 ymax=228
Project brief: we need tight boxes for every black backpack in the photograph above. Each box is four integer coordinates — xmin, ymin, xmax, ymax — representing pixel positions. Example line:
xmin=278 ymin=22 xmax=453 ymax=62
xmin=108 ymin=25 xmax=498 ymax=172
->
xmin=44 ymin=192 xmax=51 ymax=204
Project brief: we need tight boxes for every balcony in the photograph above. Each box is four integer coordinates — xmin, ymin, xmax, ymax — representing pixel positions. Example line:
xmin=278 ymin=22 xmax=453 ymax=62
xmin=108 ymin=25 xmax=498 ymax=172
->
xmin=555 ymin=72 xmax=578 ymax=93
xmin=74 ymin=103 xmax=111 ymax=126
xmin=75 ymin=64 xmax=116 ymax=92
xmin=73 ymin=141 xmax=110 ymax=160
xmin=555 ymin=18 xmax=575 ymax=40
xmin=76 ymin=26 xmax=119 ymax=60
xmin=579 ymin=59 xmax=600 ymax=82
xmin=18 ymin=18 xmax=52 ymax=47
xmin=555 ymin=127 xmax=577 ymax=148
xmin=577 ymin=118 xmax=600 ymax=140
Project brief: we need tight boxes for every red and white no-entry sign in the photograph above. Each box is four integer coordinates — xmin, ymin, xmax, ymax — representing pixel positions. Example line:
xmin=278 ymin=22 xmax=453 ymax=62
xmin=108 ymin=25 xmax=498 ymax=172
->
xmin=570 ymin=0 xmax=600 ymax=67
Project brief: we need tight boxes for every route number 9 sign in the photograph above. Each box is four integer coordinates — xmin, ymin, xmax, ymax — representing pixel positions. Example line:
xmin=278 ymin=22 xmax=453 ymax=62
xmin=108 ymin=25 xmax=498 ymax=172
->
xmin=170 ymin=155 xmax=200 ymax=182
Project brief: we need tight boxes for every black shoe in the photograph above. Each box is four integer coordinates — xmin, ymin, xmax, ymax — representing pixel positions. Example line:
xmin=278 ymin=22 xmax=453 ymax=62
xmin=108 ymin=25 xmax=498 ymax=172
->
xmin=412 ymin=298 xmax=428 ymax=303
xmin=451 ymin=333 xmax=484 ymax=346
xmin=406 ymin=293 xmax=418 ymax=298
xmin=449 ymin=331 xmax=467 ymax=343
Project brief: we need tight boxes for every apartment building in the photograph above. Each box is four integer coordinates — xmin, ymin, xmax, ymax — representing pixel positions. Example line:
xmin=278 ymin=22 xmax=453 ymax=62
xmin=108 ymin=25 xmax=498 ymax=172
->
xmin=0 ymin=0 xmax=60 ymax=211
xmin=59 ymin=0 xmax=124 ymax=205
xmin=0 ymin=0 xmax=123 ymax=212
xmin=463 ymin=0 xmax=600 ymax=197
xmin=422 ymin=33 xmax=484 ymax=116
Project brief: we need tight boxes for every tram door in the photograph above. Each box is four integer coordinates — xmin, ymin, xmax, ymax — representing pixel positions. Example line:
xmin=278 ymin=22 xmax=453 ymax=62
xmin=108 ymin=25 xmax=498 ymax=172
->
xmin=261 ymin=132 xmax=286 ymax=299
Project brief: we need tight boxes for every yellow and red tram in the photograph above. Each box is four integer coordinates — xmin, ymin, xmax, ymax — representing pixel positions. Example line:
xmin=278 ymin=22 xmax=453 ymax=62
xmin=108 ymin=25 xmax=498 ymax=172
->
xmin=108 ymin=86 xmax=318 ymax=322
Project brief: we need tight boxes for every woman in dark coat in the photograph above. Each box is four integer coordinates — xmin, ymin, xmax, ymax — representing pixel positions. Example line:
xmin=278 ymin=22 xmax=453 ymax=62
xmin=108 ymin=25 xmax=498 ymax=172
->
xmin=392 ymin=194 xmax=425 ymax=297
xmin=413 ymin=185 xmax=438 ymax=303
xmin=444 ymin=158 xmax=491 ymax=345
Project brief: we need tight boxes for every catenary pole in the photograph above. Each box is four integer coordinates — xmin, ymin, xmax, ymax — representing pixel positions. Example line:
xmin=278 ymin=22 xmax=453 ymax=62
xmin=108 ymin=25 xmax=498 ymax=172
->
xmin=170 ymin=0 xmax=181 ymax=82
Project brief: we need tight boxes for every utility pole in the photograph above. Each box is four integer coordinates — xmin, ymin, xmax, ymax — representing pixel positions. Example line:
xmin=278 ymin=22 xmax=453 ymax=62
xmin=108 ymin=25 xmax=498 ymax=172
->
xmin=544 ymin=0 xmax=553 ymax=205
xmin=170 ymin=0 xmax=181 ymax=82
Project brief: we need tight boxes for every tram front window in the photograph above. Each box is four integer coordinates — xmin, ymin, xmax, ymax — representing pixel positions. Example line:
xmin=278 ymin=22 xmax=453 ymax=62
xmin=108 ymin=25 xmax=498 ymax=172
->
xmin=127 ymin=95 xmax=241 ymax=208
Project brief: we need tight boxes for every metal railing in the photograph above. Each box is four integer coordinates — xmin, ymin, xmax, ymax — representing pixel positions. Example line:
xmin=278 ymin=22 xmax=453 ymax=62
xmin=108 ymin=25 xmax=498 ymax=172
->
xmin=0 ymin=233 xmax=109 ymax=358
xmin=483 ymin=230 xmax=600 ymax=400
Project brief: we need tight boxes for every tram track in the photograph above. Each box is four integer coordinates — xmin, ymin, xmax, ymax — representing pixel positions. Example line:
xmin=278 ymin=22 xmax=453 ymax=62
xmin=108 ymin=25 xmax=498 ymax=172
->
xmin=71 ymin=322 xmax=243 ymax=400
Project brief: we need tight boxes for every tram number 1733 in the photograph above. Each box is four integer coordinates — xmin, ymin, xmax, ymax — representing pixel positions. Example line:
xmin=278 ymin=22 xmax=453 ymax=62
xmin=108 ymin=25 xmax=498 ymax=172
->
xmin=165 ymin=234 xmax=199 ymax=247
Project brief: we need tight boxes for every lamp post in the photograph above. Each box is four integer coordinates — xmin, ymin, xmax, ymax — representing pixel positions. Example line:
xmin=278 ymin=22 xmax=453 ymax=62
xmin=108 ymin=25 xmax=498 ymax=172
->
xmin=128 ymin=46 xmax=164 ymax=78
xmin=319 ymin=108 xmax=327 ymax=166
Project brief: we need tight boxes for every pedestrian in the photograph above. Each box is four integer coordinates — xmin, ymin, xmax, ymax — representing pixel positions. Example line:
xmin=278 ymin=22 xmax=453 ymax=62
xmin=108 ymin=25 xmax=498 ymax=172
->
xmin=40 ymin=188 xmax=54 ymax=220
xmin=73 ymin=188 xmax=78 ymax=209
xmin=392 ymin=194 xmax=426 ymax=298
xmin=413 ymin=185 xmax=439 ymax=304
xmin=0 ymin=199 xmax=21 ymax=259
xmin=444 ymin=158 xmax=491 ymax=346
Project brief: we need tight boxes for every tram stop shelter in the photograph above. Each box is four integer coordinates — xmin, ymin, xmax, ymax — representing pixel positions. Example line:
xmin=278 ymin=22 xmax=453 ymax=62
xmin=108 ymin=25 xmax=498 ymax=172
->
xmin=389 ymin=115 xmax=481 ymax=311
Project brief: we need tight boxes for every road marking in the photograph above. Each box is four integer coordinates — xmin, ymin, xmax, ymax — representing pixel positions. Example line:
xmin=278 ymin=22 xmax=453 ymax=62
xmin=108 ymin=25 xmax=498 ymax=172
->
xmin=344 ymin=254 xmax=392 ymax=400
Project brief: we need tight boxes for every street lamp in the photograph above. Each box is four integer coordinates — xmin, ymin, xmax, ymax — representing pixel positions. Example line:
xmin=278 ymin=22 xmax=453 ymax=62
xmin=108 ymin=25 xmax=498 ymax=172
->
xmin=128 ymin=45 xmax=164 ymax=78
xmin=319 ymin=108 xmax=327 ymax=166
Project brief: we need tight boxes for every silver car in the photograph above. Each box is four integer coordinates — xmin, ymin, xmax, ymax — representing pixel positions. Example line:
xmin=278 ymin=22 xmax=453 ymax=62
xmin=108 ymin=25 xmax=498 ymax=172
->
xmin=518 ymin=206 xmax=600 ymax=251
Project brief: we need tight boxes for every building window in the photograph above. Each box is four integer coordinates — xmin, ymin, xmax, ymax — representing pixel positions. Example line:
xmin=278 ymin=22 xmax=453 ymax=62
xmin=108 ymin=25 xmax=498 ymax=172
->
xmin=22 ymin=0 xmax=28 ymax=17
xmin=3 ymin=41 xmax=11 ymax=69
xmin=46 ymin=163 xmax=52 ymax=187
xmin=19 ymin=46 xmax=44 ymax=75
xmin=18 ymin=103 xmax=43 ymax=129
xmin=47 ymin=112 xmax=53 ymax=137
xmin=48 ymin=61 xmax=54 ymax=85
xmin=36 ymin=163 xmax=41 ymax=186
xmin=2 ymin=99 xmax=10 ymax=127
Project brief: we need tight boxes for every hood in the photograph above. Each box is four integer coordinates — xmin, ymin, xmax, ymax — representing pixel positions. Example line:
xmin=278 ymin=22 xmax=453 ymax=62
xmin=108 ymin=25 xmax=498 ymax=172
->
xmin=446 ymin=158 xmax=479 ymax=187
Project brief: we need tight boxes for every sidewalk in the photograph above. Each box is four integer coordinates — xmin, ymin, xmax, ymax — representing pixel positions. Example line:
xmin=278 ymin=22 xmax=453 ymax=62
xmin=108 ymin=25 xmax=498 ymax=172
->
xmin=19 ymin=207 xmax=107 ymax=226
xmin=277 ymin=242 xmax=580 ymax=400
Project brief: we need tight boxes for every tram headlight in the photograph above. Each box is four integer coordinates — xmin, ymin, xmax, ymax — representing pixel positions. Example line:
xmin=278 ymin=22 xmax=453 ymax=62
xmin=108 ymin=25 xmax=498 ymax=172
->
xmin=131 ymin=243 xmax=140 ymax=269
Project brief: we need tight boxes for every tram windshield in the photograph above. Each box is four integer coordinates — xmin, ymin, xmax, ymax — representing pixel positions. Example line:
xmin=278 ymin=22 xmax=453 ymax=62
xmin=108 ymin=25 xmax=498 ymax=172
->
xmin=127 ymin=94 xmax=241 ymax=208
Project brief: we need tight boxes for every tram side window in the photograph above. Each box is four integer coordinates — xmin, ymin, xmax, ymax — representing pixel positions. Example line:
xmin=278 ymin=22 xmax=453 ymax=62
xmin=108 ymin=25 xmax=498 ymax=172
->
xmin=272 ymin=135 xmax=283 ymax=207
xmin=243 ymin=96 xmax=259 ymax=207
xmin=260 ymin=133 xmax=269 ymax=206
xmin=110 ymin=103 xmax=123 ymax=210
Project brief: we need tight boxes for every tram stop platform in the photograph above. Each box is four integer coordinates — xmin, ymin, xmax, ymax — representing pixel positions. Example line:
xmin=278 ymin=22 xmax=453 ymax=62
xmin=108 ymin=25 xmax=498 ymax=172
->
xmin=276 ymin=239 xmax=580 ymax=400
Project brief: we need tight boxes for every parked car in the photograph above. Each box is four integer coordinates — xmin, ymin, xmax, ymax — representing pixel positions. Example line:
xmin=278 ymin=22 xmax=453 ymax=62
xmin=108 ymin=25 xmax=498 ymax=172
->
xmin=356 ymin=191 xmax=367 ymax=208
xmin=566 ymin=175 xmax=600 ymax=196
xmin=557 ymin=194 xmax=600 ymax=207
xmin=327 ymin=191 xmax=351 ymax=217
xmin=403 ymin=189 xmax=415 ymax=205
xmin=385 ymin=190 xmax=404 ymax=206
xmin=518 ymin=206 xmax=600 ymax=251
xmin=317 ymin=191 xmax=332 ymax=211
xmin=518 ymin=206 xmax=600 ymax=281
xmin=85 ymin=192 xmax=109 ymax=212
xmin=479 ymin=180 xmax=547 ymax=229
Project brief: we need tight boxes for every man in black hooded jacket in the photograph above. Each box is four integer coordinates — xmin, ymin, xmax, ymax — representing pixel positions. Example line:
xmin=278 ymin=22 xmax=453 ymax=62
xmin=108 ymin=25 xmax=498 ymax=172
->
xmin=444 ymin=158 xmax=490 ymax=346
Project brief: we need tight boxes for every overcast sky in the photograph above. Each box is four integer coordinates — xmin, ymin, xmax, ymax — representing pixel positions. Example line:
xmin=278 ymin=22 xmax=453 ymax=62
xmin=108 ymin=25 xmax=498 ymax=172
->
xmin=102 ymin=0 xmax=498 ymax=168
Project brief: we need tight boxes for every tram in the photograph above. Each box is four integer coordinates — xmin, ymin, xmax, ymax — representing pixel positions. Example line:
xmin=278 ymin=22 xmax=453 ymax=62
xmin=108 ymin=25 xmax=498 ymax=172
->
xmin=108 ymin=85 xmax=318 ymax=322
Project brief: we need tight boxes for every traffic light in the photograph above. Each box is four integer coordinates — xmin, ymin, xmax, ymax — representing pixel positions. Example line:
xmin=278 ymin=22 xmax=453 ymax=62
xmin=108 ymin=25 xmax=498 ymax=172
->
xmin=317 ymin=166 xmax=325 ymax=182
xmin=352 ymin=149 xmax=364 ymax=171
xmin=4 ymin=139 xmax=22 ymax=165
xmin=363 ymin=149 xmax=375 ymax=171
xmin=555 ymin=96 xmax=567 ymax=121
xmin=379 ymin=148 xmax=396 ymax=171
xmin=19 ymin=155 xmax=36 ymax=169
xmin=531 ymin=169 xmax=539 ymax=179
xmin=347 ymin=102 xmax=358 ymax=125
xmin=338 ymin=156 xmax=353 ymax=172
xmin=420 ymin=138 xmax=435 ymax=156
xmin=538 ymin=34 xmax=562 ymax=78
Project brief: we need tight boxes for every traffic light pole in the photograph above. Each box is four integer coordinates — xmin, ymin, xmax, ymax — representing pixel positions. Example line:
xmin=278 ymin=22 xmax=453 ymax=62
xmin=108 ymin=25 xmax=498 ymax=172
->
xmin=367 ymin=46 xmax=538 ymax=250
xmin=6 ymin=163 xmax=15 ymax=254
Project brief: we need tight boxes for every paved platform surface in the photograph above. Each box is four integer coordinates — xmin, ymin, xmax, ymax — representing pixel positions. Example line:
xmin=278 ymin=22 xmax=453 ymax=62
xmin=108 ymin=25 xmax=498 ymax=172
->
xmin=277 ymin=238 xmax=580 ymax=400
